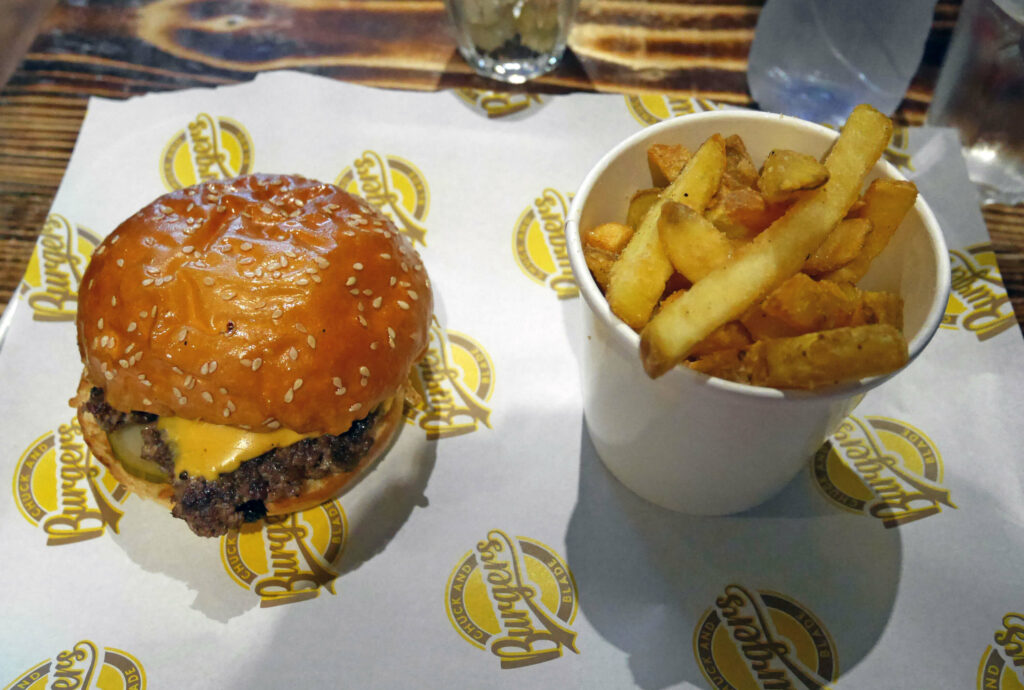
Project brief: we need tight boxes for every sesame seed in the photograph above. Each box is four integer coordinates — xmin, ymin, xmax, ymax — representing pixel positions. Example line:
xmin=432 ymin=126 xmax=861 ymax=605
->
xmin=239 ymin=257 xmax=255 ymax=265
xmin=240 ymin=358 xmax=251 ymax=367
xmin=173 ymin=387 xmax=183 ymax=398
xmin=126 ymin=344 xmax=135 ymax=354
xmin=240 ymin=242 xmax=253 ymax=251
xmin=119 ymin=359 xmax=129 ymax=368
xmin=187 ymin=203 xmax=194 ymax=212
xmin=267 ymin=420 xmax=281 ymax=430
xmin=359 ymin=366 xmax=370 ymax=377
xmin=97 ymin=318 xmax=104 ymax=329
xmin=142 ymin=278 xmax=153 ymax=287
xmin=219 ymin=387 xmax=228 ymax=394
xmin=104 ymin=371 xmax=115 ymax=381
xmin=141 ymin=379 xmax=152 ymax=387
xmin=279 ymin=256 xmax=288 ymax=268
xmin=349 ymin=403 xmax=362 ymax=412
xmin=116 ymin=258 xmax=125 ymax=267
xmin=407 ymin=289 xmax=419 ymax=301
xmin=399 ymin=281 xmax=411 ymax=288
xmin=380 ymin=253 xmax=391 ymax=259
xmin=335 ymin=387 xmax=347 ymax=396
xmin=143 ymin=398 xmax=152 ymax=406
xmin=307 ymin=335 xmax=316 ymax=349
xmin=289 ymin=347 xmax=298 ymax=360
xmin=370 ymin=342 xmax=379 ymax=350
xmin=202 ymin=277 xmax=215 ymax=287
xmin=209 ymin=361 xmax=218 ymax=373
xmin=357 ymin=303 xmax=365 ymax=312
xmin=350 ymin=289 xmax=360 ymax=296
xmin=273 ymin=271 xmax=282 ymax=279
xmin=172 ymin=366 xmax=183 ymax=375
xmin=293 ymin=378 xmax=303 ymax=390
xmin=111 ymin=296 xmax=117 ymax=307
xmin=296 ymin=278 xmax=309 ymax=286
xmin=361 ymin=377 xmax=368 ymax=387
xmin=182 ymin=245 xmax=195 ymax=254
xmin=285 ymin=250 xmax=297 ymax=259
xmin=126 ymin=322 xmax=137 ymax=332
xmin=353 ymin=262 xmax=364 ymax=271
xmin=389 ymin=276 xmax=397 ymax=286
xmin=316 ymin=257 xmax=330 ymax=269
xmin=284 ymin=389 xmax=294 ymax=403
xmin=311 ymin=275 xmax=322 ymax=283
xmin=397 ymin=300 xmax=410 ymax=310
xmin=270 ymin=309 xmax=283 ymax=320
xmin=346 ymin=277 xmax=357 ymax=286
xmin=227 ymin=400 xmax=236 ymax=412
xmin=222 ymin=291 xmax=235 ymax=300
xmin=362 ymin=289 xmax=373 ymax=296
xmin=179 ymin=396 xmax=187 ymax=405
xmin=200 ymin=363 xmax=209 ymax=375
xmin=252 ymin=358 xmax=262 ymax=371
xmin=100 ymin=336 xmax=110 ymax=347
xmin=177 ymin=327 xmax=188 ymax=342
xmin=185 ymin=375 xmax=195 ymax=389
xmin=296 ymin=323 xmax=308 ymax=333
xmin=401 ymin=262 xmax=408 ymax=272
xmin=201 ymin=392 xmax=214 ymax=403
xmin=223 ymin=408 xmax=231 ymax=417
xmin=372 ymin=297 xmax=382 ymax=309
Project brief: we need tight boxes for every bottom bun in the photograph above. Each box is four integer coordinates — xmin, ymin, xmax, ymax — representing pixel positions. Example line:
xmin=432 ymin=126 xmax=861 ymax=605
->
xmin=73 ymin=375 xmax=406 ymax=519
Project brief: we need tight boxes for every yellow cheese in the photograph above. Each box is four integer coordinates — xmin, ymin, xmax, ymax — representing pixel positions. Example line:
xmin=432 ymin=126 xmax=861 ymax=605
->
xmin=157 ymin=417 xmax=317 ymax=480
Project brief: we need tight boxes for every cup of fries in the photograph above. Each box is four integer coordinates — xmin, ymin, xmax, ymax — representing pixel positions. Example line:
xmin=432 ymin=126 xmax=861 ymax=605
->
xmin=565 ymin=106 xmax=951 ymax=515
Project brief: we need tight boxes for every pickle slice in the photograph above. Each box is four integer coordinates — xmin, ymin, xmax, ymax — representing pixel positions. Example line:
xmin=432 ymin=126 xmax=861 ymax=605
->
xmin=108 ymin=425 xmax=171 ymax=484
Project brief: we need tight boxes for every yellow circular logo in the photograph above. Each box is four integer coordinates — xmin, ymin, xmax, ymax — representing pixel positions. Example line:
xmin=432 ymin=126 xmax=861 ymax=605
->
xmin=454 ymin=89 xmax=545 ymax=118
xmin=882 ymin=125 xmax=914 ymax=172
xmin=978 ymin=613 xmax=1024 ymax=690
xmin=405 ymin=320 xmax=494 ymax=440
xmin=812 ymin=416 xmax=956 ymax=527
xmin=4 ymin=639 xmax=145 ymax=690
xmin=221 ymin=500 xmax=347 ymax=607
xmin=160 ymin=113 xmax=254 ymax=190
xmin=512 ymin=188 xmax=578 ymax=299
xmin=445 ymin=529 xmax=580 ymax=669
xmin=13 ymin=418 xmax=128 ymax=546
xmin=694 ymin=584 xmax=838 ymax=689
xmin=625 ymin=94 xmax=721 ymax=127
xmin=336 ymin=151 xmax=430 ymax=246
xmin=20 ymin=214 xmax=99 ymax=323
xmin=944 ymin=242 xmax=1016 ymax=341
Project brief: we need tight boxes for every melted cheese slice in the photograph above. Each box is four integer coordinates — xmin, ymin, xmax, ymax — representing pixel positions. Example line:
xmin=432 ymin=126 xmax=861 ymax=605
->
xmin=157 ymin=417 xmax=317 ymax=480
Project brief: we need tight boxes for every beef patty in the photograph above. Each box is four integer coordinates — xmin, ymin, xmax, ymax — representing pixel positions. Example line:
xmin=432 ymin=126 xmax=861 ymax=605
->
xmin=83 ymin=387 xmax=378 ymax=537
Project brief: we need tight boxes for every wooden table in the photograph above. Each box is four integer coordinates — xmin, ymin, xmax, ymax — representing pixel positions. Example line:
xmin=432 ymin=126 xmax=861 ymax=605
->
xmin=1 ymin=0 xmax=1022 ymax=333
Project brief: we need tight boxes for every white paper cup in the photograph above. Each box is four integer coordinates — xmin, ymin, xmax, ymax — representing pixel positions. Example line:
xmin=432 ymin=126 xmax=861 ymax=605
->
xmin=565 ymin=110 xmax=951 ymax=515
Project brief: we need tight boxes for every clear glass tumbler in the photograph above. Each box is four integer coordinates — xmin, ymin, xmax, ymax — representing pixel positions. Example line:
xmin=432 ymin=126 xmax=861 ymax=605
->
xmin=927 ymin=0 xmax=1024 ymax=204
xmin=444 ymin=0 xmax=577 ymax=84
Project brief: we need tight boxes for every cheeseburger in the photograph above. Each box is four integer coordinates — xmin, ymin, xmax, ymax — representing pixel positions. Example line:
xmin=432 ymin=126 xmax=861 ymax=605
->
xmin=71 ymin=174 xmax=432 ymax=537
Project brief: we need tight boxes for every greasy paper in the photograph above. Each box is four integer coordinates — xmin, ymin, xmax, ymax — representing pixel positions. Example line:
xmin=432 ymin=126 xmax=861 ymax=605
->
xmin=0 ymin=72 xmax=1022 ymax=689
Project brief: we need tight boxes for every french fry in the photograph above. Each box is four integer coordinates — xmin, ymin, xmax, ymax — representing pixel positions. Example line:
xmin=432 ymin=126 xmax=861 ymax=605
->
xmin=640 ymin=104 xmax=893 ymax=377
xmin=739 ymin=302 xmax=802 ymax=340
xmin=626 ymin=188 xmax=661 ymax=229
xmin=761 ymin=273 xmax=860 ymax=332
xmin=606 ymin=134 xmax=727 ymax=330
xmin=690 ymin=324 xmax=908 ymax=389
xmin=758 ymin=148 xmax=830 ymax=203
xmin=658 ymin=201 xmax=736 ymax=283
xmin=582 ymin=222 xmax=634 ymax=290
xmin=820 ymin=178 xmax=918 ymax=284
xmin=803 ymin=217 xmax=872 ymax=275
xmin=722 ymin=134 xmax=760 ymax=189
xmin=658 ymin=290 xmax=753 ymax=357
xmin=647 ymin=144 xmax=692 ymax=187
xmin=705 ymin=186 xmax=784 ymax=239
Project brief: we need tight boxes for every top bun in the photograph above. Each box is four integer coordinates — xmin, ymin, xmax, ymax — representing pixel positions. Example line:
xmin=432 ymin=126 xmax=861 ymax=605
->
xmin=77 ymin=174 xmax=432 ymax=435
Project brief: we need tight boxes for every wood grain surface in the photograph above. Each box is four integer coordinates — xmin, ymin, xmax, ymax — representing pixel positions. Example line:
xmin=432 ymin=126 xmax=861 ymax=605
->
xmin=1 ymin=0 xmax=1021 ymax=334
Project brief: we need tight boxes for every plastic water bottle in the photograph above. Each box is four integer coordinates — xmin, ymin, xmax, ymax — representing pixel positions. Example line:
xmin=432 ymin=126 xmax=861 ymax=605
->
xmin=747 ymin=0 xmax=938 ymax=126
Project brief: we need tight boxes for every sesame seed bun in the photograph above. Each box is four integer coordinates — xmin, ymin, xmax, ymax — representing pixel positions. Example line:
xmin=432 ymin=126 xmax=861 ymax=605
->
xmin=73 ymin=173 xmax=432 ymax=531
xmin=77 ymin=173 xmax=431 ymax=435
